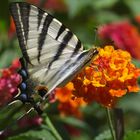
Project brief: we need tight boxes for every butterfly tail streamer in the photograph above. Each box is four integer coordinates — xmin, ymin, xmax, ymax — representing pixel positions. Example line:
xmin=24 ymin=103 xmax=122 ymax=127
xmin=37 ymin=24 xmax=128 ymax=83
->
xmin=93 ymin=27 xmax=98 ymax=44
xmin=0 ymin=101 xmax=34 ymax=135
xmin=0 ymin=93 xmax=43 ymax=131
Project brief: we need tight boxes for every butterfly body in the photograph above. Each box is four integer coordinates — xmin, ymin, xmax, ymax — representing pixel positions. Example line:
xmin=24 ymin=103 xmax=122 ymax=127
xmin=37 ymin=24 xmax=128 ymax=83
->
xmin=17 ymin=68 xmax=43 ymax=114
xmin=9 ymin=2 xmax=98 ymax=114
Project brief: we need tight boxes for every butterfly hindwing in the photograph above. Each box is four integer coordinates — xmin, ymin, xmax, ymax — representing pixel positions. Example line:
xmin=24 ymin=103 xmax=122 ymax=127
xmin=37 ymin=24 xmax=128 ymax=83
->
xmin=10 ymin=2 xmax=98 ymax=98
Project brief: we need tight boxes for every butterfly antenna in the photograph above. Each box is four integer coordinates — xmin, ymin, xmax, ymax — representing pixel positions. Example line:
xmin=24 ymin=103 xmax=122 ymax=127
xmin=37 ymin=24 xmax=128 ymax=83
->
xmin=0 ymin=94 xmax=43 ymax=135
xmin=93 ymin=27 xmax=98 ymax=45
xmin=0 ymin=92 xmax=43 ymax=134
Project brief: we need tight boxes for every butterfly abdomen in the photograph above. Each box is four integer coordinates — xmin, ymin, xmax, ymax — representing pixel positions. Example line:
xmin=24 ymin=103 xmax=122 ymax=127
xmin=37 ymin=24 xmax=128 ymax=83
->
xmin=18 ymin=67 xmax=48 ymax=100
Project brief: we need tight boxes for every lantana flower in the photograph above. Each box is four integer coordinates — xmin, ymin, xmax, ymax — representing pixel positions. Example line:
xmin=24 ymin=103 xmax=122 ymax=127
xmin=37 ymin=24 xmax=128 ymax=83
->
xmin=0 ymin=59 xmax=21 ymax=107
xmin=98 ymin=21 xmax=140 ymax=60
xmin=55 ymin=82 xmax=86 ymax=118
xmin=55 ymin=46 xmax=140 ymax=108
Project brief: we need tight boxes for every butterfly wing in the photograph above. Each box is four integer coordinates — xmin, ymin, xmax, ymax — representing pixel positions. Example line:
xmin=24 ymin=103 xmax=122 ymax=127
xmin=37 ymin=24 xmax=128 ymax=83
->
xmin=10 ymin=2 xmax=98 ymax=98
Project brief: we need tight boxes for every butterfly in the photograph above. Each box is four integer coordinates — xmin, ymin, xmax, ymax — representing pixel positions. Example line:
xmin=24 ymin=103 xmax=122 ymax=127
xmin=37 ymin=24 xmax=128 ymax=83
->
xmin=9 ymin=2 xmax=98 ymax=114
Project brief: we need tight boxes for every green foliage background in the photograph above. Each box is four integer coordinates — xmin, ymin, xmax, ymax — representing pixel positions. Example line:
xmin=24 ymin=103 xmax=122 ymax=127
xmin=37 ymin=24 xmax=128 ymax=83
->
xmin=0 ymin=0 xmax=140 ymax=139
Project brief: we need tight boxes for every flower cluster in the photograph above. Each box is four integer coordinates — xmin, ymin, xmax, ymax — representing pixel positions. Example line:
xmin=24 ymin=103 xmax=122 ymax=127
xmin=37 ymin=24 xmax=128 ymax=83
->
xmin=98 ymin=21 xmax=140 ymax=60
xmin=0 ymin=59 xmax=21 ymax=107
xmin=55 ymin=46 xmax=140 ymax=108
xmin=55 ymin=82 xmax=86 ymax=118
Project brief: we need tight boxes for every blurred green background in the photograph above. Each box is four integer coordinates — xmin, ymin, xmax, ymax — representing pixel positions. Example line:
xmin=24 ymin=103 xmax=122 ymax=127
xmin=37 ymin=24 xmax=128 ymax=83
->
xmin=0 ymin=0 xmax=140 ymax=140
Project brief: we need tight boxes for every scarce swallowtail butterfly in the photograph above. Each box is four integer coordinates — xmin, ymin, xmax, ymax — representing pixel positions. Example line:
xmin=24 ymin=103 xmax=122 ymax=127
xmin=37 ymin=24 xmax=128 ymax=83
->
xmin=8 ymin=2 xmax=98 ymax=114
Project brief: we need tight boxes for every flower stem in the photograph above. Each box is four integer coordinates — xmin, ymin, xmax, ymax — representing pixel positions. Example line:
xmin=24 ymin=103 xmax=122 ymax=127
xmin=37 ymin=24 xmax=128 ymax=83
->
xmin=46 ymin=115 xmax=62 ymax=140
xmin=106 ymin=108 xmax=116 ymax=140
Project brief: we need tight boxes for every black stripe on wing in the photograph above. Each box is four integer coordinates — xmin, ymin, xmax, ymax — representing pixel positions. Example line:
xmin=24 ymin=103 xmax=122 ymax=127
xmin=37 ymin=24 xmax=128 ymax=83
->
xmin=72 ymin=39 xmax=82 ymax=56
xmin=43 ymin=48 xmax=98 ymax=98
xmin=56 ymin=51 xmax=90 ymax=77
xmin=19 ymin=3 xmax=30 ymax=41
xmin=38 ymin=14 xmax=53 ymax=62
xmin=55 ymin=24 xmax=66 ymax=40
xmin=45 ymin=49 xmax=87 ymax=83
xmin=48 ymin=31 xmax=73 ymax=70
xmin=9 ymin=2 xmax=31 ymax=64
xmin=61 ymin=49 xmax=98 ymax=80
xmin=55 ymin=25 xmax=83 ymax=57
xmin=37 ymin=8 xmax=44 ymax=30
xmin=57 ymin=49 xmax=98 ymax=80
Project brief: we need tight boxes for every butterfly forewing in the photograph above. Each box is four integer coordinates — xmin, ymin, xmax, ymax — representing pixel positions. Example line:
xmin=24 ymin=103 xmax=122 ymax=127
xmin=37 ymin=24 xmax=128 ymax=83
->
xmin=10 ymin=2 xmax=98 ymax=98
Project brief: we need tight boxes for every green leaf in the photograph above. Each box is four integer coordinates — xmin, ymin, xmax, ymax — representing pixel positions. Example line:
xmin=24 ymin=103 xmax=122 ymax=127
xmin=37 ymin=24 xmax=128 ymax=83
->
xmin=132 ymin=59 xmax=140 ymax=68
xmin=118 ymin=93 xmax=140 ymax=114
xmin=65 ymin=0 xmax=118 ymax=17
xmin=8 ymin=0 xmax=25 ymax=2
xmin=59 ymin=117 xmax=93 ymax=135
xmin=0 ymin=21 xmax=8 ymax=32
xmin=84 ymin=44 xmax=93 ymax=50
xmin=0 ymin=50 xmax=18 ymax=68
xmin=0 ymin=102 xmax=23 ymax=130
xmin=124 ymin=130 xmax=140 ymax=140
xmin=8 ymin=129 xmax=56 ymax=140
xmin=0 ymin=0 xmax=9 ymax=30
xmin=95 ymin=11 xmax=122 ymax=24
xmin=95 ymin=130 xmax=112 ymax=140
xmin=91 ymin=0 xmax=118 ymax=10
xmin=124 ymin=0 xmax=140 ymax=16
xmin=64 ymin=0 xmax=92 ymax=18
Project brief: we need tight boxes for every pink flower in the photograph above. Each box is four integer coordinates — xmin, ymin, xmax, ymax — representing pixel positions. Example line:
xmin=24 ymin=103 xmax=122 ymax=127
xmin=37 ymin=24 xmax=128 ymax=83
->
xmin=98 ymin=21 xmax=140 ymax=60
xmin=0 ymin=59 xmax=21 ymax=106
xmin=18 ymin=116 xmax=43 ymax=128
xmin=48 ymin=90 xmax=57 ymax=103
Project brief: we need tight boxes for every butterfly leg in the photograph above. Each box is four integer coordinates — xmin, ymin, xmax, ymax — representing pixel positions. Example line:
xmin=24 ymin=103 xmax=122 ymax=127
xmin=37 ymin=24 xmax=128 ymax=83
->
xmin=28 ymin=98 xmax=43 ymax=115
xmin=15 ymin=93 xmax=43 ymax=115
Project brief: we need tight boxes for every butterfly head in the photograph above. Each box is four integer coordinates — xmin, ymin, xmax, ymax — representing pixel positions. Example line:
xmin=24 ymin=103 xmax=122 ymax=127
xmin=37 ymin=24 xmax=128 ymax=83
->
xmin=85 ymin=47 xmax=99 ymax=63
xmin=91 ymin=47 xmax=99 ymax=55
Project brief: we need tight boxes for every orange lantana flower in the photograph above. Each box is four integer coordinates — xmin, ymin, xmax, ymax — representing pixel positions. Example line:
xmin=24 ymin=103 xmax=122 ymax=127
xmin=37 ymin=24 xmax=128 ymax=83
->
xmin=73 ymin=46 xmax=140 ymax=107
xmin=55 ymin=46 xmax=140 ymax=109
xmin=55 ymin=82 xmax=86 ymax=118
